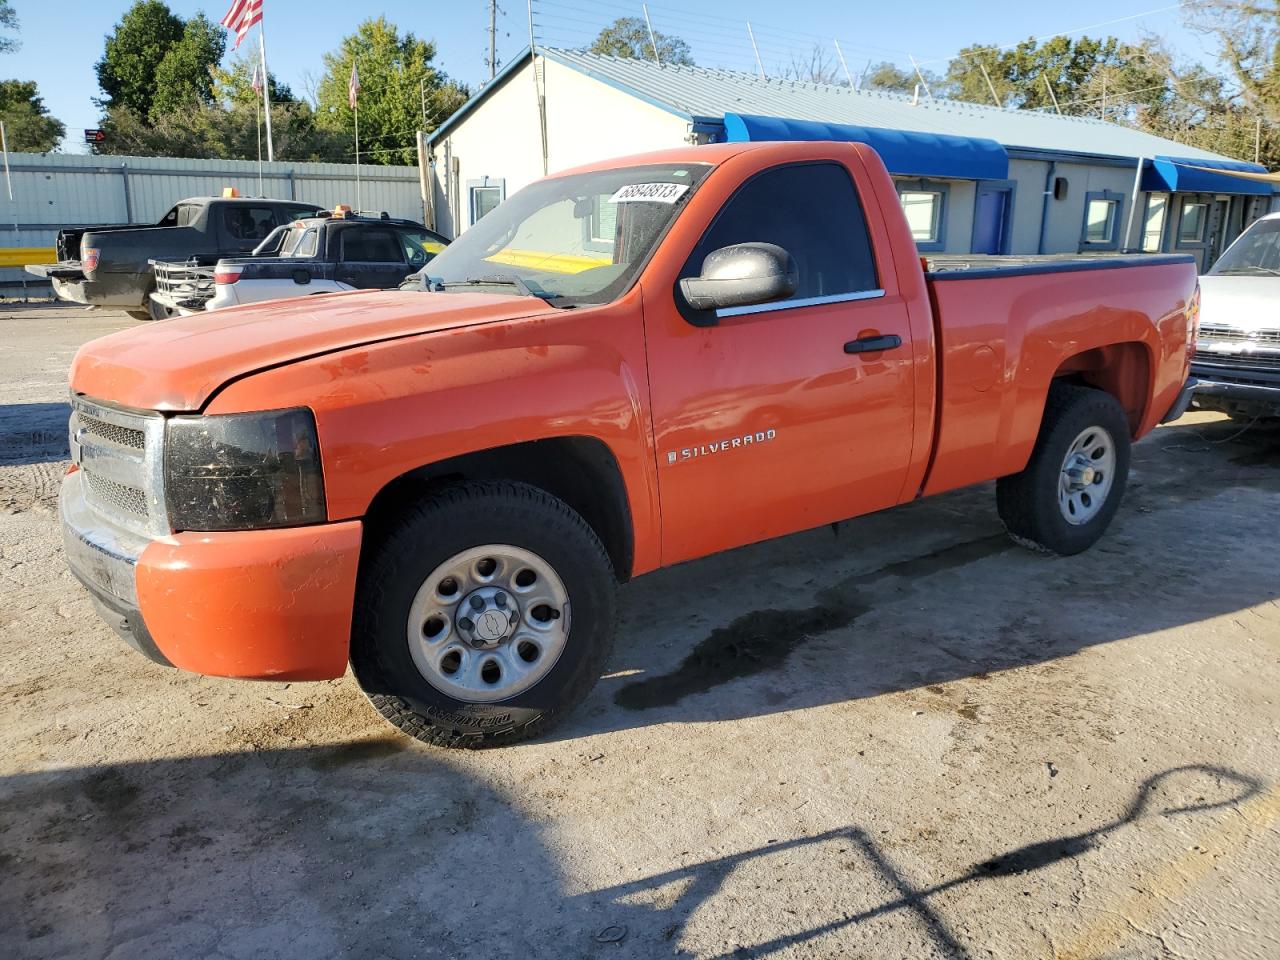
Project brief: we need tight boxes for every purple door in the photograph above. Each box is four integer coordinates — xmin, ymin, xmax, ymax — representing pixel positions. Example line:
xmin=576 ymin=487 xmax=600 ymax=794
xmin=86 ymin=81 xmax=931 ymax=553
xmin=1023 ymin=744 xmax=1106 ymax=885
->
xmin=973 ymin=186 xmax=1011 ymax=255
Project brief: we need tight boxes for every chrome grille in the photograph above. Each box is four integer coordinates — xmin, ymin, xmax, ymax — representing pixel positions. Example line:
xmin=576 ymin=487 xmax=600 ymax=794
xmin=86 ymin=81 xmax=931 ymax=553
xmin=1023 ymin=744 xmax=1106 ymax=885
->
xmin=70 ymin=396 xmax=168 ymax=537
xmin=79 ymin=414 xmax=144 ymax=450
xmin=83 ymin=469 xmax=148 ymax=516
xmin=1198 ymin=324 xmax=1280 ymax=346
xmin=1195 ymin=350 xmax=1280 ymax=370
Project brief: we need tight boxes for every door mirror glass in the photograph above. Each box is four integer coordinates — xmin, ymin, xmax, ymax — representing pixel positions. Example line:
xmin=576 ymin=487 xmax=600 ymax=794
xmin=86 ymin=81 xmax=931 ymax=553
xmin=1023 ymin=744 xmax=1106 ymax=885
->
xmin=678 ymin=242 xmax=798 ymax=314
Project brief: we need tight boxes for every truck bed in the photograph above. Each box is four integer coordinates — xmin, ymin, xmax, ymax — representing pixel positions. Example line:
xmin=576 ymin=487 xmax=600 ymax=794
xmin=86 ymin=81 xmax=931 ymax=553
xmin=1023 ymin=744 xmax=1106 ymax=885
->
xmin=920 ymin=253 xmax=1197 ymax=498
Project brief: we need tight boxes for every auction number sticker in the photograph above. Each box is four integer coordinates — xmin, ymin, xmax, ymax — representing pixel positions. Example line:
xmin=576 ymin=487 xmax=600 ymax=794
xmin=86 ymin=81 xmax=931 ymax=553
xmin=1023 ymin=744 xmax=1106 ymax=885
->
xmin=608 ymin=182 xmax=690 ymax=204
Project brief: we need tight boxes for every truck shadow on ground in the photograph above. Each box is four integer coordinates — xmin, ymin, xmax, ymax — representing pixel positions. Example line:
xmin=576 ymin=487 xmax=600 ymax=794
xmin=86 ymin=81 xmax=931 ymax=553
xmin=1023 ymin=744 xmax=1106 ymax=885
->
xmin=0 ymin=402 xmax=69 ymax=466
xmin=556 ymin=417 xmax=1280 ymax=742
xmin=0 ymin=746 xmax=1263 ymax=959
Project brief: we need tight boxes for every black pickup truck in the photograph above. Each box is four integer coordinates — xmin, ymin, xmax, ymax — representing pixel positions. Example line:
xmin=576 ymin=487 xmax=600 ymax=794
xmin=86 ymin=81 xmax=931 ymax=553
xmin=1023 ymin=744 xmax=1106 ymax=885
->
xmin=150 ymin=211 xmax=449 ymax=315
xmin=26 ymin=195 xmax=326 ymax=320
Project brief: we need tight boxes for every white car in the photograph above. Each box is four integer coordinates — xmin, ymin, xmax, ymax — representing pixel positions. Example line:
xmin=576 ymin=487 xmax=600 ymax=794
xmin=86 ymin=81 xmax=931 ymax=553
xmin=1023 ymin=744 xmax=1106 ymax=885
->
xmin=1190 ymin=211 xmax=1280 ymax=421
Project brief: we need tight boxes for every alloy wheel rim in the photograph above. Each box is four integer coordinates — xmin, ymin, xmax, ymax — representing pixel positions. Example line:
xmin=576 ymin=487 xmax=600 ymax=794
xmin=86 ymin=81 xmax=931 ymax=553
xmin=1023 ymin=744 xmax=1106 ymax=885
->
xmin=406 ymin=544 xmax=570 ymax=702
xmin=1058 ymin=426 xmax=1116 ymax=526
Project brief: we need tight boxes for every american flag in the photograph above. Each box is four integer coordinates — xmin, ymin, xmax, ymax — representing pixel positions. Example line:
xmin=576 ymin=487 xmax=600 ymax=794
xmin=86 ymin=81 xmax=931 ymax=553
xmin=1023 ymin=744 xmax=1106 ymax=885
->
xmin=250 ymin=61 xmax=263 ymax=95
xmin=220 ymin=0 xmax=263 ymax=49
xmin=348 ymin=62 xmax=360 ymax=109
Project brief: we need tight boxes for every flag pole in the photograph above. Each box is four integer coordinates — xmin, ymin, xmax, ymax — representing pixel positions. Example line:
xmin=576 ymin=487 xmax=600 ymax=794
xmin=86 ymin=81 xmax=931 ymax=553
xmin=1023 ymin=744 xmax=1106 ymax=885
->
xmin=255 ymin=84 xmax=263 ymax=195
xmin=354 ymin=98 xmax=361 ymax=211
xmin=258 ymin=19 xmax=274 ymax=162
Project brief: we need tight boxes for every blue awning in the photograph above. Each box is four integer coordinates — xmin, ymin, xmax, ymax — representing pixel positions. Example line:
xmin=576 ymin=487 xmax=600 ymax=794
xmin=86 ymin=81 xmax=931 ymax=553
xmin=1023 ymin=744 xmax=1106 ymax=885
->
xmin=723 ymin=113 xmax=1010 ymax=181
xmin=1141 ymin=156 xmax=1274 ymax=196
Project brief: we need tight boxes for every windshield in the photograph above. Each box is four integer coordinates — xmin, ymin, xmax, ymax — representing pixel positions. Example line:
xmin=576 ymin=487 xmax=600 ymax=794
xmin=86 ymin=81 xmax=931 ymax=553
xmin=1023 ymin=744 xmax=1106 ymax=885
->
xmin=1210 ymin=217 xmax=1280 ymax=276
xmin=418 ymin=163 xmax=711 ymax=306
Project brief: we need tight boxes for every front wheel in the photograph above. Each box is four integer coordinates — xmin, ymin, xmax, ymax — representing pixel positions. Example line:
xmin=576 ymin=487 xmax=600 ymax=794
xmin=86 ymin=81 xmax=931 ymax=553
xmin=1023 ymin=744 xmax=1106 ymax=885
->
xmin=997 ymin=384 xmax=1131 ymax=556
xmin=350 ymin=481 xmax=617 ymax=748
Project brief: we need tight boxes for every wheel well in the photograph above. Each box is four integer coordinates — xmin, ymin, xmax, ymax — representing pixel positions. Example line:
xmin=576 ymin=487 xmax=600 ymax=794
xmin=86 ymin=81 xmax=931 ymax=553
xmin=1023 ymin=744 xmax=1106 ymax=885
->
xmin=1051 ymin=342 xmax=1150 ymax=434
xmin=361 ymin=437 xmax=635 ymax=581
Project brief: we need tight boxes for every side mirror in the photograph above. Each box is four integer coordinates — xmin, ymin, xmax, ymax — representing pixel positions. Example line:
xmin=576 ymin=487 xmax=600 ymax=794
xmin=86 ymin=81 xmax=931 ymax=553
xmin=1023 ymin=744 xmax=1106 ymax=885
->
xmin=679 ymin=242 xmax=798 ymax=316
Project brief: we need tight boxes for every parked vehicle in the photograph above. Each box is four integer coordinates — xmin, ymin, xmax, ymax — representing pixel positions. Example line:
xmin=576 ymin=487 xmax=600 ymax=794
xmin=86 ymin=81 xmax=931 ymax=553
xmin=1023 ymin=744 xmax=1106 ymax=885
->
xmin=60 ymin=141 xmax=1199 ymax=748
xmin=26 ymin=194 xmax=327 ymax=321
xmin=1190 ymin=211 xmax=1280 ymax=421
xmin=149 ymin=209 xmax=449 ymax=316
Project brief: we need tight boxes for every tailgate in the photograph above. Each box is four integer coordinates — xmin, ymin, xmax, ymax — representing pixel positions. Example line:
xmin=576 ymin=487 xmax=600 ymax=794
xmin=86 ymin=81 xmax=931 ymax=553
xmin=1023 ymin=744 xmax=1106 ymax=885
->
xmin=151 ymin=259 xmax=215 ymax=309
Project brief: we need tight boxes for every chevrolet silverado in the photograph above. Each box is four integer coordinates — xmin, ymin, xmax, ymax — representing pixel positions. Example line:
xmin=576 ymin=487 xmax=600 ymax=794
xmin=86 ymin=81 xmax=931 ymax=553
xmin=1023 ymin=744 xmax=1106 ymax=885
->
xmin=61 ymin=141 xmax=1199 ymax=747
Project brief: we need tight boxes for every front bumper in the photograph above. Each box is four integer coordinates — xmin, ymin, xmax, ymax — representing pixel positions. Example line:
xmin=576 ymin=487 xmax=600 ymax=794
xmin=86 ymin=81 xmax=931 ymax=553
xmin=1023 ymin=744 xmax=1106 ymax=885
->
xmin=61 ymin=470 xmax=364 ymax=680
xmin=1189 ymin=362 xmax=1280 ymax=418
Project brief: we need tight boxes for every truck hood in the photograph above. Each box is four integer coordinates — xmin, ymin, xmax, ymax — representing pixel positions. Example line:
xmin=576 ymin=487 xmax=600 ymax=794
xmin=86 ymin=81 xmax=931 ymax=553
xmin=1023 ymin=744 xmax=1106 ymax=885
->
xmin=1198 ymin=275 xmax=1280 ymax=332
xmin=71 ymin=289 xmax=553 ymax=411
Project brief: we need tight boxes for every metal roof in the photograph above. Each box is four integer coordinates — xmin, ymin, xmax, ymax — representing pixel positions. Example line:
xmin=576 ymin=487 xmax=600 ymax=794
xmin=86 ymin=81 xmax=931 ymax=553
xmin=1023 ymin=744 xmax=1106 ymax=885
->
xmin=435 ymin=46 xmax=1245 ymax=166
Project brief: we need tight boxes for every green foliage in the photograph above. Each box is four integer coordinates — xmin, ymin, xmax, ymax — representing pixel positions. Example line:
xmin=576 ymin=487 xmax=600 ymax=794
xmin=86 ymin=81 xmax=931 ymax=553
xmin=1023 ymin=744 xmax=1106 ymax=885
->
xmin=588 ymin=17 xmax=694 ymax=66
xmin=865 ymin=61 xmax=934 ymax=94
xmin=95 ymin=0 xmax=185 ymax=115
xmin=151 ymin=14 xmax=227 ymax=115
xmin=314 ymin=17 xmax=468 ymax=165
xmin=211 ymin=53 xmax=296 ymax=109
xmin=0 ymin=79 xmax=65 ymax=152
xmin=0 ymin=0 xmax=19 ymax=55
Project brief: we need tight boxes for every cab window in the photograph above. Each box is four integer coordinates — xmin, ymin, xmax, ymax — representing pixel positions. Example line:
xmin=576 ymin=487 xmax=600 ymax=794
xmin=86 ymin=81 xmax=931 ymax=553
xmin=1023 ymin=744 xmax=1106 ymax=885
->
xmin=223 ymin=205 xmax=278 ymax=241
xmin=683 ymin=162 xmax=878 ymax=301
xmin=341 ymin=228 xmax=404 ymax=263
xmin=396 ymin=228 xmax=447 ymax=269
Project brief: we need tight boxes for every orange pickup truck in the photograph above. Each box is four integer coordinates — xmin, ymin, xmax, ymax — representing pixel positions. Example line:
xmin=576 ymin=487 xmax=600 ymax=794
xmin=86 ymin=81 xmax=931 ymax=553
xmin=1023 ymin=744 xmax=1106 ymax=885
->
xmin=62 ymin=141 xmax=1200 ymax=747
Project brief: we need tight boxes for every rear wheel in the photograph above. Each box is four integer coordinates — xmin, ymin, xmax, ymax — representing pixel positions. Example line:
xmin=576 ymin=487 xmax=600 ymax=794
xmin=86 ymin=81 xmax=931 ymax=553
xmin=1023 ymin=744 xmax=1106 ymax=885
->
xmin=997 ymin=384 xmax=1131 ymax=556
xmin=350 ymin=481 xmax=617 ymax=748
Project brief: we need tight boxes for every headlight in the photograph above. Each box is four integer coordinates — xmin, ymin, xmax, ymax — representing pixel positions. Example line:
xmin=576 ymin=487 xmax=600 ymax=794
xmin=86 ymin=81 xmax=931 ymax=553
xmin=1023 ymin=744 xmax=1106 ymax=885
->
xmin=165 ymin=408 xmax=326 ymax=531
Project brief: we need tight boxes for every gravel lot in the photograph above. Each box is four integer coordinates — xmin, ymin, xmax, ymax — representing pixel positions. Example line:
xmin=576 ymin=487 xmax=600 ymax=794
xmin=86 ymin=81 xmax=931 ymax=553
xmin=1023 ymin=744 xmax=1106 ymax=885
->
xmin=1 ymin=302 xmax=1277 ymax=960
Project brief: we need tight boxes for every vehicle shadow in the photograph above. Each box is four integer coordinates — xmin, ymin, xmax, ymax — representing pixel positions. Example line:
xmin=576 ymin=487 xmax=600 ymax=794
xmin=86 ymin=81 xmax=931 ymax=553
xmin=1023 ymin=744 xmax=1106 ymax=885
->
xmin=0 ymin=402 xmax=69 ymax=466
xmin=551 ymin=416 xmax=1280 ymax=743
xmin=0 ymin=742 xmax=1263 ymax=958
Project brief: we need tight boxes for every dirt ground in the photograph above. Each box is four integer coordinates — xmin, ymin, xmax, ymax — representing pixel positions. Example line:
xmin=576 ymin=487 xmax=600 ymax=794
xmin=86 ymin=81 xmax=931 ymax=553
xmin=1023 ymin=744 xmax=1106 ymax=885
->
xmin=1 ymin=302 xmax=1277 ymax=960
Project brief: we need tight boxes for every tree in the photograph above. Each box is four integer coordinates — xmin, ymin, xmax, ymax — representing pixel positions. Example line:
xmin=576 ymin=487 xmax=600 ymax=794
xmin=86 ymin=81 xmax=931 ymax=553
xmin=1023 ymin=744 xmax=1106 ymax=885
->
xmin=0 ymin=79 xmax=64 ymax=151
xmin=1 ymin=1 xmax=19 ymax=55
xmin=865 ymin=61 xmax=936 ymax=94
xmin=315 ymin=17 xmax=468 ymax=165
xmin=151 ymin=13 xmax=226 ymax=115
xmin=588 ymin=17 xmax=694 ymax=66
xmin=781 ymin=45 xmax=846 ymax=85
xmin=95 ymin=0 xmax=184 ymax=115
xmin=942 ymin=36 xmax=1165 ymax=114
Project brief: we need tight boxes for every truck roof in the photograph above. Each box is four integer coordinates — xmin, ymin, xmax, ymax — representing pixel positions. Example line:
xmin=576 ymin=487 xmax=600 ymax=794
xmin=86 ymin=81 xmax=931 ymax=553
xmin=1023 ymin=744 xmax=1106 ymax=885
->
xmin=552 ymin=141 xmax=782 ymax=179
xmin=174 ymin=197 xmax=321 ymax=206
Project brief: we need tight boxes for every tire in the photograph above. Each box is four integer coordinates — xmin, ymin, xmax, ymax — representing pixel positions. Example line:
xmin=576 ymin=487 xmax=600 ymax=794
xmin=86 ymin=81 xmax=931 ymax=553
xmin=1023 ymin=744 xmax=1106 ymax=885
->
xmin=997 ymin=383 xmax=1131 ymax=556
xmin=350 ymin=480 xmax=617 ymax=748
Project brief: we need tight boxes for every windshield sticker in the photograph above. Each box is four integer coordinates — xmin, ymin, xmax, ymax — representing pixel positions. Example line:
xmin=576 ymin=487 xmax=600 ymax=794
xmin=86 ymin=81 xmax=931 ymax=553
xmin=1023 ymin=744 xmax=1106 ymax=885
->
xmin=609 ymin=182 xmax=690 ymax=204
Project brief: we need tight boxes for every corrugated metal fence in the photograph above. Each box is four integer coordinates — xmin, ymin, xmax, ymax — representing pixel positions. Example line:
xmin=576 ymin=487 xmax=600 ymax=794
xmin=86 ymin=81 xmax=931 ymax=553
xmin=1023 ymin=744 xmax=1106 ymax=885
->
xmin=0 ymin=151 xmax=424 ymax=290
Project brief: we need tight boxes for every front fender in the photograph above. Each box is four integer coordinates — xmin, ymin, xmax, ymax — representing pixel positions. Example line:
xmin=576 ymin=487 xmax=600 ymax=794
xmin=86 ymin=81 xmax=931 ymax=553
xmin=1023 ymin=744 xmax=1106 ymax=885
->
xmin=203 ymin=298 xmax=662 ymax=574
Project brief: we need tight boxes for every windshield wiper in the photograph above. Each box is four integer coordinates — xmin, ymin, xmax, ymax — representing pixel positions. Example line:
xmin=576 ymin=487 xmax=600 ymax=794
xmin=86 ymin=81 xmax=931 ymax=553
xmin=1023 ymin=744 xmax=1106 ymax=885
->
xmin=437 ymin=275 xmax=562 ymax=304
xmin=1215 ymin=265 xmax=1280 ymax=276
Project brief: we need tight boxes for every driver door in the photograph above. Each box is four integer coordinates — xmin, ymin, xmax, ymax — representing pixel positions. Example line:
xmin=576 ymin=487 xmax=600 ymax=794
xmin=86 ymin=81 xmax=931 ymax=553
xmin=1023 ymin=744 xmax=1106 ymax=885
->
xmin=643 ymin=160 xmax=918 ymax=564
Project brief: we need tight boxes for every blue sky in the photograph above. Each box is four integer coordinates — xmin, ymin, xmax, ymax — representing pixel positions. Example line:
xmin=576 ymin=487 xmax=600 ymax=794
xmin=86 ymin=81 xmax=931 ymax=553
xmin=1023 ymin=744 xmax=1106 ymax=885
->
xmin=5 ymin=0 xmax=1220 ymax=153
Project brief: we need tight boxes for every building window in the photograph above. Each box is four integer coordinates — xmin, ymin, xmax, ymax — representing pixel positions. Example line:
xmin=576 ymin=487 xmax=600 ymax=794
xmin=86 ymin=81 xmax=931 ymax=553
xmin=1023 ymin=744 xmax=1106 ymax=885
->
xmin=1179 ymin=200 xmax=1209 ymax=244
xmin=468 ymin=178 xmax=505 ymax=226
xmin=896 ymin=181 xmax=948 ymax=252
xmin=582 ymin=196 xmax=618 ymax=253
xmin=1142 ymin=194 xmax=1168 ymax=252
xmin=1080 ymin=191 xmax=1123 ymax=249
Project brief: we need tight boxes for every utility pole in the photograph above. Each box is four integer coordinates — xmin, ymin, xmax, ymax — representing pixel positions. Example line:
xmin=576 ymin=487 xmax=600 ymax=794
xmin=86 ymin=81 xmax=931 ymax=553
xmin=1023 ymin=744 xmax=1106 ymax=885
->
xmin=833 ymin=39 xmax=853 ymax=88
xmin=747 ymin=22 xmax=765 ymax=79
xmin=1256 ymin=115 xmax=1262 ymax=164
xmin=978 ymin=62 xmax=1002 ymax=107
xmin=489 ymin=0 xmax=498 ymax=80
xmin=643 ymin=4 xmax=661 ymax=66
xmin=909 ymin=55 xmax=933 ymax=100
xmin=1043 ymin=73 xmax=1062 ymax=115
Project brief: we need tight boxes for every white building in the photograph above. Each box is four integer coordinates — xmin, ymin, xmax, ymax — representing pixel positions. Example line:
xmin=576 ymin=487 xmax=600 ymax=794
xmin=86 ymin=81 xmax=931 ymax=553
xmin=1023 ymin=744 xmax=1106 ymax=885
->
xmin=428 ymin=47 xmax=1278 ymax=272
